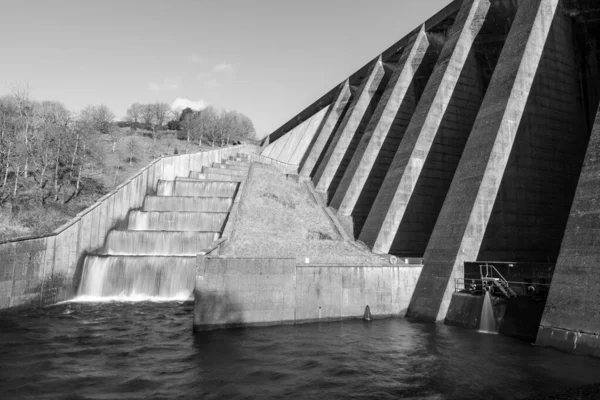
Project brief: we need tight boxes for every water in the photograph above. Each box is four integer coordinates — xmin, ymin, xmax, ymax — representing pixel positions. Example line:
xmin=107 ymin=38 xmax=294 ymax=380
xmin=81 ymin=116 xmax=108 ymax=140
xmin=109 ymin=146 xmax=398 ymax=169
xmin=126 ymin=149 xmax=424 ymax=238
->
xmin=2 ymin=302 xmax=600 ymax=400
xmin=104 ymin=231 xmax=220 ymax=255
xmin=128 ymin=211 xmax=228 ymax=232
xmin=78 ymin=256 xmax=196 ymax=299
xmin=143 ymin=196 xmax=233 ymax=212
xmin=156 ymin=180 xmax=239 ymax=197
xmin=480 ymin=291 xmax=498 ymax=334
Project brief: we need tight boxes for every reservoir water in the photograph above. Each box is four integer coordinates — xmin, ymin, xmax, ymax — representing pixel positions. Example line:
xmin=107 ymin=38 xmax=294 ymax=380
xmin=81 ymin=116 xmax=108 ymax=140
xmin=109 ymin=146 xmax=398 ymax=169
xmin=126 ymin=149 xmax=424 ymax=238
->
xmin=1 ymin=300 xmax=599 ymax=400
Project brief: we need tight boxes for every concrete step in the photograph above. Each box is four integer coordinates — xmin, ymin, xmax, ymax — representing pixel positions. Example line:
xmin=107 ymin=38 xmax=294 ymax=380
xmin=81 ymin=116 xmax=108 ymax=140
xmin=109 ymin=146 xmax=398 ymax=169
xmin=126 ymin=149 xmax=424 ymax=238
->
xmin=186 ymin=172 xmax=243 ymax=182
xmin=79 ymin=255 xmax=198 ymax=297
xmin=103 ymin=231 xmax=221 ymax=256
xmin=202 ymin=167 xmax=248 ymax=176
xmin=156 ymin=180 xmax=239 ymax=197
xmin=143 ymin=196 xmax=234 ymax=212
xmin=128 ymin=211 xmax=229 ymax=232
xmin=212 ymin=162 xmax=250 ymax=171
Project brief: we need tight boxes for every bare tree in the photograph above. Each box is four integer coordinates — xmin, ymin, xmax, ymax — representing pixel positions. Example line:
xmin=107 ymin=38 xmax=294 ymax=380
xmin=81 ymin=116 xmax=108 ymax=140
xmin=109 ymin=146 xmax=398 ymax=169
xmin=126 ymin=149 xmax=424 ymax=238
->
xmin=153 ymin=102 xmax=170 ymax=129
xmin=126 ymin=103 xmax=143 ymax=127
xmin=80 ymin=104 xmax=115 ymax=134
xmin=140 ymin=104 xmax=155 ymax=129
xmin=126 ymin=136 xmax=138 ymax=165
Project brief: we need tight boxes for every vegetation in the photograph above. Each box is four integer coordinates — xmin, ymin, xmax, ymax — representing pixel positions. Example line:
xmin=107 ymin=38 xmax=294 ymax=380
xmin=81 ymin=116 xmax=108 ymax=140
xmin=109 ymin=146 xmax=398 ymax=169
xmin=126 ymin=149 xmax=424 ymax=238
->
xmin=0 ymin=86 xmax=257 ymax=241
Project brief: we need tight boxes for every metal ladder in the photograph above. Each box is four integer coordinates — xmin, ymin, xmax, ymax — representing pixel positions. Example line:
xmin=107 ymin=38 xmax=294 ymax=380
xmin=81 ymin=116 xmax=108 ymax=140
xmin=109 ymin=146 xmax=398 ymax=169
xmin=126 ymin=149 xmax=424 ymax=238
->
xmin=480 ymin=263 xmax=517 ymax=298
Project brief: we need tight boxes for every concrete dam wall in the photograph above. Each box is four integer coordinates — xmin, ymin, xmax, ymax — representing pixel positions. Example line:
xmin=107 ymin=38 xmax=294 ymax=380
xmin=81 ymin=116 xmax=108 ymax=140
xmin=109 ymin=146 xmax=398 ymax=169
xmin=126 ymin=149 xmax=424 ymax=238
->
xmin=260 ymin=0 xmax=600 ymax=357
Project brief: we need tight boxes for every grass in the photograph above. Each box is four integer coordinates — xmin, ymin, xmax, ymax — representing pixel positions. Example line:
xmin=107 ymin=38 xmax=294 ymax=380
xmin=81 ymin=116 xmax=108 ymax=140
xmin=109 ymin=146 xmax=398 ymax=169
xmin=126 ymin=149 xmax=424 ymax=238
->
xmin=223 ymin=163 xmax=382 ymax=265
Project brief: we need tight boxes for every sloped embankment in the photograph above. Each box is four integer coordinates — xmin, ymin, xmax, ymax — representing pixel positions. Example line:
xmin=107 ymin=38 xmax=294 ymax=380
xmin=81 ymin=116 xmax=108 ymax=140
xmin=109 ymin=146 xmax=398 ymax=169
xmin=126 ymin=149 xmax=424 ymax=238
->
xmin=222 ymin=164 xmax=381 ymax=265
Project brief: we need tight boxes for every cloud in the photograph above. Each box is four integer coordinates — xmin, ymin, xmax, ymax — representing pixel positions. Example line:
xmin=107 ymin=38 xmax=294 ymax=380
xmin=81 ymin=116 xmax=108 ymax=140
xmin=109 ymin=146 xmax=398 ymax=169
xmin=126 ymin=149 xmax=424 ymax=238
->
xmin=213 ymin=63 xmax=234 ymax=74
xmin=195 ymin=62 xmax=235 ymax=89
xmin=149 ymin=77 xmax=181 ymax=91
xmin=204 ymin=79 xmax=221 ymax=88
xmin=196 ymin=71 xmax=212 ymax=80
xmin=189 ymin=53 xmax=204 ymax=64
xmin=171 ymin=98 xmax=208 ymax=111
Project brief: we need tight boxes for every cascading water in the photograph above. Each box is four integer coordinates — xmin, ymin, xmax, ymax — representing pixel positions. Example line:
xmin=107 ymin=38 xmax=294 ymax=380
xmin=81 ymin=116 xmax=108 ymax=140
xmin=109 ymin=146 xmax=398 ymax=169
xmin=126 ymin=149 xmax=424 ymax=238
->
xmin=157 ymin=180 xmax=239 ymax=197
xmin=479 ymin=291 xmax=498 ymax=334
xmin=77 ymin=256 xmax=196 ymax=300
xmin=104 ymin=231 xmax=220 ymax=255
xmin=128 ymin=211 xmax=228 ymax=232
xmin=74 ymin=159 xmax=245 ymax=302
xmin=144 ymin=196 xmax=233 ymax=212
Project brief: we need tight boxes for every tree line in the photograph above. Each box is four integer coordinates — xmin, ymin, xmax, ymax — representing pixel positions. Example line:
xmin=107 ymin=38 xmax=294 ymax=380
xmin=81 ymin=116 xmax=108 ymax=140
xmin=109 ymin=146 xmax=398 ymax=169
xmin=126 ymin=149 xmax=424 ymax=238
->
xmin=0 ymin=89 xmax=256 ymax=210
xmin=123 ymin=103 xmax=256 ymax=146
xmin=0 ymin=86 xmax=113 ymax=207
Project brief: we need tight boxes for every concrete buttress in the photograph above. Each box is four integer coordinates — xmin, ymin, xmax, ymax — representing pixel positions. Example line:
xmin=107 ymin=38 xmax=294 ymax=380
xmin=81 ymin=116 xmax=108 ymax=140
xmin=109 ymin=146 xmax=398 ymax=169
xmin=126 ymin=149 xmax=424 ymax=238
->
xmin=406 ymin=0 xmax=560 ymax=322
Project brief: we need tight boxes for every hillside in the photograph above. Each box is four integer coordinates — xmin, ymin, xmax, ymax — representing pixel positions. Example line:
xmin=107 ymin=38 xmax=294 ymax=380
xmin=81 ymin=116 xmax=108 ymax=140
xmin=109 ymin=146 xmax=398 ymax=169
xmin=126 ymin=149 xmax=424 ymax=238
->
xmin=0 ymin=129 xmax=226 ymax=242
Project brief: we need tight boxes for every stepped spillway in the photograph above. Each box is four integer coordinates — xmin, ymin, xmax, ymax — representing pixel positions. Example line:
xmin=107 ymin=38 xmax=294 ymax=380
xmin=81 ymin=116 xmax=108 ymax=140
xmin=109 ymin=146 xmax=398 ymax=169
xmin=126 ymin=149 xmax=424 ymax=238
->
xmin=76 ymin=154 xmax=250 ymax=300
xmin=128 ymin=211 xmax=228 ymax=232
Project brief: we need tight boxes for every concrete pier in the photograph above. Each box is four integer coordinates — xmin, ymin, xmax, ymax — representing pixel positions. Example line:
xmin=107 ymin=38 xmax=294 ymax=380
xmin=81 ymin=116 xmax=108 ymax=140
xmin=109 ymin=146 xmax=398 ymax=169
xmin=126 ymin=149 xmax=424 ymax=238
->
xmin=329 ymin=27 xmax=430 ymax=214
xmin=536 ymin=106 xmax=600 ymax=357
xmin=299 ymin=81 xmax=353 ymax=178
xmin=407 ymin=0 xmax=567 ymax=322
xmin=358 ymin=0 xmax=491 ymax=254
xmin=313 ymin=57 xmax=389 ymax=199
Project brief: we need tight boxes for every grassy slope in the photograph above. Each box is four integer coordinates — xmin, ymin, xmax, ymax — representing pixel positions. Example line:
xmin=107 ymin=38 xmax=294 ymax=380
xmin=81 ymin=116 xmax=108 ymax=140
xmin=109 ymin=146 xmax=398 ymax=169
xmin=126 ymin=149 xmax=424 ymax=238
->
xmin=0 ymin=129 xmax=216 ymax=242
xmin=223 ymin=164 xmax=381 ymax=264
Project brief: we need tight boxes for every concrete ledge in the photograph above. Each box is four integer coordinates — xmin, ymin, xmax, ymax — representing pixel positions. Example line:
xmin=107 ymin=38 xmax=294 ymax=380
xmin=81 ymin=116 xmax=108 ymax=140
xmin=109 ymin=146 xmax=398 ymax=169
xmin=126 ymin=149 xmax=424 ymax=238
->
xmin=445 ymin=293 xmax=484 ymax=329
xmin=193 ymin=256 xmax=423 ymax=331
xmin=537 ymin=326 xmax=600 ymax=358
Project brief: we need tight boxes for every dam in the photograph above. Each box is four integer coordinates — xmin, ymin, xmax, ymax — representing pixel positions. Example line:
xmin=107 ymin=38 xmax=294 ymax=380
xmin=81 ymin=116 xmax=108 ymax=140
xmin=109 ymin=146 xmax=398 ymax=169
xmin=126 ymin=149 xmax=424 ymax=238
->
xmin=3 ymin=0 xmax=600 ymax=397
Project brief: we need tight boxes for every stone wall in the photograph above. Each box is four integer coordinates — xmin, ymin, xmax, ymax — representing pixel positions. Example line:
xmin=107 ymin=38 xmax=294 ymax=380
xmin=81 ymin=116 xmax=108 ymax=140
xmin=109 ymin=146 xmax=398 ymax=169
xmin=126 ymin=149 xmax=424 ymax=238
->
xmin=0 ymin=145 xmax=258 ymax=310
xmin=193 ymin=256 xmax=422 ymax=330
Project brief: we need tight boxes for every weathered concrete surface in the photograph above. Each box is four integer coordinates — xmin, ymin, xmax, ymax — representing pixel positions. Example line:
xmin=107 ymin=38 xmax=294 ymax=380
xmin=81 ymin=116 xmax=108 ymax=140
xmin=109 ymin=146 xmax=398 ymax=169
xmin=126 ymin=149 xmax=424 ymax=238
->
xmin=445 ymin=293 xmax=484 ymax=329
xmin=288 ymin=107 xmax=330 ymax=166
xmin=536 ymin=107 xmax=600 ymax=357
xmin=261 ymin=107 xmax=330 ymax=165
xmin=193 ymin=256 xmax=422 ymax=330
xmin=330 ymin=27 xmax=430 ymax=214
xmin=313 ymin=57 xmax=388 ymax=198
xmin=0 ymin=146 xmax=258 ymax=310
xmin=299 ymin=81 xmax=353 ymax=178
xmin=406 ymin=0 xmax=561 ymax=322
xmin=359 ymin=0 xmax=491 ymax=254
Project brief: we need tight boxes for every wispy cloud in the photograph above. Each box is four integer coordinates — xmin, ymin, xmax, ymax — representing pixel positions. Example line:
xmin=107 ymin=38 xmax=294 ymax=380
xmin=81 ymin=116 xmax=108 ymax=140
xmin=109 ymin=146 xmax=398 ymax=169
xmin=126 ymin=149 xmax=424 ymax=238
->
xmin=148 ymin=77 xmax=181 ymax=91
xmin=189 ymin=53 xmax=204 ymax=65
xmin=196 ymin=72 xmax=212 ymax=80
xmin=213 ymin=63 xmax=234 ymax=74
xmin=171 ymin=97 xmax=208 ymax=111
xmin=196 ymin=62 xmax=235 ymax=88
xmin=204 ymin=79 xmax=221 ymax=88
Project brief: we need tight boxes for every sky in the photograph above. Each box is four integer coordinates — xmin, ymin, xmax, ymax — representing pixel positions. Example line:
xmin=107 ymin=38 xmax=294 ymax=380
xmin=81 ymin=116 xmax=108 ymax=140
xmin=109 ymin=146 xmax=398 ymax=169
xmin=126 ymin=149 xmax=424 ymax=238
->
xmin=0 ymin=0 xmax=450 ymax=138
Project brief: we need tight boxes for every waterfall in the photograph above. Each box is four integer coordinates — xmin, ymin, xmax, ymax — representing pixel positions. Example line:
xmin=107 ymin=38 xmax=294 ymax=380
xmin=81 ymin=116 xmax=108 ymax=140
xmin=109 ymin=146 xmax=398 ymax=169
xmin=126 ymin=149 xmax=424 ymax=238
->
xmin=128 ymin=211 xmax=228 ymax=232
xmin=157 ymin=180 xmax=239 ymax=197
xmin=479 ymin=291 xmax=498 ymax=334
xmin=73 ymin=158 xmax=245 ymax=303
xmin=104 ymin=231 xmax=220 ymax=255
xmin=144 ymin=196 xmax=233 ymax=212
xmin=76 ymin=256 xmax=196 ymax=301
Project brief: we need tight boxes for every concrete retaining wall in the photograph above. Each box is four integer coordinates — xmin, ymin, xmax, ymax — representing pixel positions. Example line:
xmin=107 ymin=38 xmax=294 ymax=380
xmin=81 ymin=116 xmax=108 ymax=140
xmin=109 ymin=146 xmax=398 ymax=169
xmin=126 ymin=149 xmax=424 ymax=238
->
xmin=0 ymin=145 xmax=258 ymax=310
xmin=193 ymin=256 xmax=422 ymax=330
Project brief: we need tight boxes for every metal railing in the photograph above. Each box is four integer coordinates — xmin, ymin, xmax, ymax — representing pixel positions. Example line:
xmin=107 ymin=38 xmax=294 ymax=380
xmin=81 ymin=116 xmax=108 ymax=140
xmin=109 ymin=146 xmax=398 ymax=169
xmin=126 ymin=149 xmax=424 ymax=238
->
xmin=479 ymin=263 xmax=508 ymax=287
xmin=455 ymin=277 xmax=552 ymax=299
